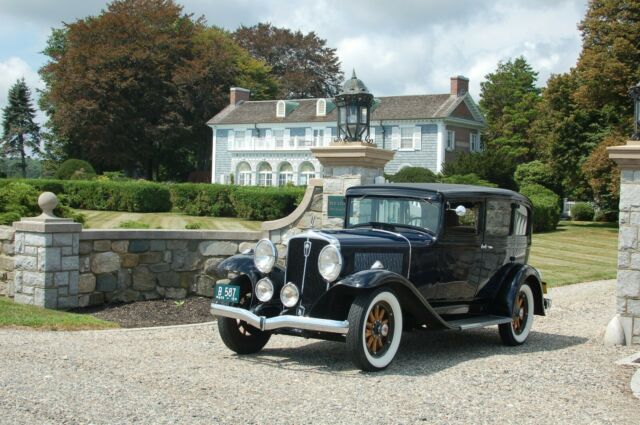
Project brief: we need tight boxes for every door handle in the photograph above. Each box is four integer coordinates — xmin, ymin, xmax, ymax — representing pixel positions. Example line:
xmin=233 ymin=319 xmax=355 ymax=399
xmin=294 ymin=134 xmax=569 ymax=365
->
xmin=481 ymin=244 xmax=493 ymax=250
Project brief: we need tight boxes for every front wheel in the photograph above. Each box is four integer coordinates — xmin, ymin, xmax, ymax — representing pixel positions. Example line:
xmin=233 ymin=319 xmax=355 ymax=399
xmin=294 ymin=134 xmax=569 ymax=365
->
xmin=346 ymin=288 xmax=403 ymax=371
xmin=499 ymin=283 xmax=534 ymax=346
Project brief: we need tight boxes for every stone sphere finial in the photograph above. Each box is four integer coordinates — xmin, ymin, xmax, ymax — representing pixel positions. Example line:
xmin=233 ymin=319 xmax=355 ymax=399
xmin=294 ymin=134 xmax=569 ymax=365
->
xmin=38 ymin=192 xmax=59 ymax=218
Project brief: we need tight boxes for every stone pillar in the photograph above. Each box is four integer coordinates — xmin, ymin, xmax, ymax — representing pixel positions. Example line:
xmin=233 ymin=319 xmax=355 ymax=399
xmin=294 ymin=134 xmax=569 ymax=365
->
xmin=605 ymin=140 xmax=640 ymax=345
xmin=13 ymin=192 xmax=81 ymax=309
xmin=311 ymin=141 xmax=394 ymax=228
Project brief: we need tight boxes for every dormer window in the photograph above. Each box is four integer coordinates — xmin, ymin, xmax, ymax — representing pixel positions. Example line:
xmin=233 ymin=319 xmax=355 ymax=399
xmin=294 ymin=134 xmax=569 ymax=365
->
xmin=276 ymin=100 xmax=286 ymax=118
xmin=316 ymin=99 xmax=326 ymax=116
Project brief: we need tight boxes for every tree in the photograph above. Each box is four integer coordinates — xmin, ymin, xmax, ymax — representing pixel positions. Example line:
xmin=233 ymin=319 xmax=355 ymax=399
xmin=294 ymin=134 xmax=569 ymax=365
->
xmin=441 ymin=150 xmax=517 ymax=190
xmin=234 ymin=23 xmax=343 ymax=99
xmin=479 ymin=57 xmax=541 ymax=163
xmin=1 ymin=79 xmax=41 ymax=178
xmin=39 ymin=0 xmax=278 ymax=181
xmin=582 ymin=132 xmax=626 ymax=215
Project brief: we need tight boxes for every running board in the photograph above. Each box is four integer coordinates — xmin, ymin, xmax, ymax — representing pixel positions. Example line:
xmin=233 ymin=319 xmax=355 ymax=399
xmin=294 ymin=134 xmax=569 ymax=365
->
xmin=447 ymin=315 xmax=512 ymax=331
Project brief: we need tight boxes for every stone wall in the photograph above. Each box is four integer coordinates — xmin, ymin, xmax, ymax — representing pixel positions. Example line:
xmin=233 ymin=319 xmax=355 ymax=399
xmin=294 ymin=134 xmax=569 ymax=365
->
xmin=0 ymin=226 xmax=15 ymax=297
xmin=618 ymin=169 xmax=640 ymax=344
xmin=77 ymin=230 xmax=260 ymax=307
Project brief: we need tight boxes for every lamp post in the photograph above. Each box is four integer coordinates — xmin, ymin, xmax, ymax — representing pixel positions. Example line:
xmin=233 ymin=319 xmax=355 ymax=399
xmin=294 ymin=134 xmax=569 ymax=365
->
xmin=334 ymin=70 xmax=374 ymax=142
xmin=629 ymin=81 xmax=640 ymax=140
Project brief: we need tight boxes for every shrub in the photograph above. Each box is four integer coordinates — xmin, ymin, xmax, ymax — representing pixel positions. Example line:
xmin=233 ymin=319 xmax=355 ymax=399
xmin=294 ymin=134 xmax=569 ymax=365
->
xmin=61 ymin=180 xmax=172 ymax=212
xmin=442 ymin=150 xmax=517 ymax=189
xmin=594 ymin=210 xmax=618 ymax=222
xmin=439 ymin=173 xmax=496 ymax=187
xmin=519 ymin=184 xmax=561 ymax=232
xmin=514 ymin=161 xmax=559 ymax=193
xmin=0 ymin=182 xmax=84 ymax=225
xmin=55 ymin=159 xmax=96 ymax=180
xmin=118 ymin=220 xmax=150 ymax=229
xmin=570 ymin=202 xmax=595 ymax=221
xmin=185 ymin=222 xmax=202 ymax=229
xmin=387 ymin=167 xmax=437 ymax=183
xmin=169 ymin=183 xmax=234 ymax=216
xmin=230 ymin=186 xmax=304 ymax=220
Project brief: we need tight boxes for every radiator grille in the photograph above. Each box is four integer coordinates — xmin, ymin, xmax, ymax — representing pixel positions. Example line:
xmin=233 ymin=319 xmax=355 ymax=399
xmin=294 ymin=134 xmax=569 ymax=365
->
xmin=286 ymin=237 xmax=329 ymax=310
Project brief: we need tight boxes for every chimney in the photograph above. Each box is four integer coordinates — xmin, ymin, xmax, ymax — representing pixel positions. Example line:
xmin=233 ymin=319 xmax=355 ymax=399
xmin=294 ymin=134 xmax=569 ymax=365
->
xmin=450 ymin=76 xmax=469 ymax=97
xmin=230 ymin=87 xmax=250 ymax=105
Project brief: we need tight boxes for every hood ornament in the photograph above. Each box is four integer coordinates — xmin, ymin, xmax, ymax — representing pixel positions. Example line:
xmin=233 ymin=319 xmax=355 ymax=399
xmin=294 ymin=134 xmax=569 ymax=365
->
xmin=304 ymin=240 xmax=312 ymax=257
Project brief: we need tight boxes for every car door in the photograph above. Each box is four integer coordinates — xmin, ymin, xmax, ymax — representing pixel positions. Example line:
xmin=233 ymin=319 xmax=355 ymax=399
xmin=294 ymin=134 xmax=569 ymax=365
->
xmin=432 ymin=198 xmax=485 ymax=302
xmin=476 ymin=198 xmax=512 ymax=295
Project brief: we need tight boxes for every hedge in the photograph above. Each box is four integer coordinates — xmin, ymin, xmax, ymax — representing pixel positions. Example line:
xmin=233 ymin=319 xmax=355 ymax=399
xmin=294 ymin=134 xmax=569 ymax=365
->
xmin=519 ymin=184 xmax=561 ymax=232
xmin=169 ymin=183 xmax=234 ymax=216
xmin=0 ymin=179 xmax=171 ymax=213
xmin=229 ymin=186 xmax=305 ymax=221
xmin=0 ymin=182 xmax=85 ymax=225
xmin=571 ymin=202 xmax=595 ymax=221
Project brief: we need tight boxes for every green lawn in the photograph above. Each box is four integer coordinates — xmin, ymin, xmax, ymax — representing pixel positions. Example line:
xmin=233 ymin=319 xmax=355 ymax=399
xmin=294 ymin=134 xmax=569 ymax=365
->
xmin=530 ymin=221 xmax=618 ymax=287
xmin=0 ymin=297 xmax=118 ymax=330
xmin=77 ymin=210 xmax=261 ymax=231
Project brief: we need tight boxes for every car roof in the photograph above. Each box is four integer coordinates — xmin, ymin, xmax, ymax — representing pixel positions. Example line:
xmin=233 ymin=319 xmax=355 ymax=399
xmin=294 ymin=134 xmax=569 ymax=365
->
xmin=345 ymin=183 xmax=531 ymax=204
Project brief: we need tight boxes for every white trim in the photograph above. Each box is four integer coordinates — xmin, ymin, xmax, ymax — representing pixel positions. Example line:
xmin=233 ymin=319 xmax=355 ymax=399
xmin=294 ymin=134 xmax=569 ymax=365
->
xmin=412 ymin=126 xmax=421 ymax=151
xmin=316 ymin=99 xmax=326 ymax=116
xmin=211 ymin=128 xmax=217 ymax=183
xmin=436 ymin=121 xmax=446 ymax=173
xmin=399 ymin=126 xmax=414 ymax=150
xmin=391 ymin=126 xmax=400 ymax=150
xmin=276 ymin=100 xmax=286 ymax=118
xmin=446 ymin=130 xmax=455 ymax=151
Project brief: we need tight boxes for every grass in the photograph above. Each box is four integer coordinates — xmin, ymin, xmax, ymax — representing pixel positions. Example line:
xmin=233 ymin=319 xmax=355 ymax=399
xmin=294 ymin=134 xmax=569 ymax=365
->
xmin=530 ymin=221 xmax=618 ymax=287
xmin=77 ymin=209 xmax=261 ymax=231
xmin=0 ymin=297 xmax=118 ymax=330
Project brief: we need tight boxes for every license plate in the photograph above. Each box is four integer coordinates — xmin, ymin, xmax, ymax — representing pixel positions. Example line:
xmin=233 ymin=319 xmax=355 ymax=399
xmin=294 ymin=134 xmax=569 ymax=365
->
xmin=214 ymin=284 xmax=241 ymax=304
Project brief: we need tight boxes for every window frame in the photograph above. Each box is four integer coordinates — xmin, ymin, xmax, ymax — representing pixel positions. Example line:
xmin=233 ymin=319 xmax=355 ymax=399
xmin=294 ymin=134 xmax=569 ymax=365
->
xmin=400 ymin=127 xmax=414 ymax=150
xmin=446 ymin=130 xmax=456 ymax=151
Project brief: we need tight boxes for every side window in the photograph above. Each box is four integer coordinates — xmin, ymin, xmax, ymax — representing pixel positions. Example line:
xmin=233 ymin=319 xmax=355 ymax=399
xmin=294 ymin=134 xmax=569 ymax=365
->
xmin=512 ymin=204 xmax=529 ymax=236
xmin=444 ymin=201 xmax=482 ymax=236
xmin=486 ymin=199 xmax=511 ymax=237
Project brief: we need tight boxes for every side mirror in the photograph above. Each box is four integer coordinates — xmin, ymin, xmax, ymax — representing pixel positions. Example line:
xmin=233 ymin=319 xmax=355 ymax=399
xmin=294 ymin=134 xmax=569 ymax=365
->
xmin=455 ymin=205 xmax=467 ymax=217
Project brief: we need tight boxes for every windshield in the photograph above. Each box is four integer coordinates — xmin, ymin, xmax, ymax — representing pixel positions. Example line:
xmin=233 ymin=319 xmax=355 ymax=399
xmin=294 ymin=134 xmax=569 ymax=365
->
xmin=346 ymin=196 xmax=441 ymax=233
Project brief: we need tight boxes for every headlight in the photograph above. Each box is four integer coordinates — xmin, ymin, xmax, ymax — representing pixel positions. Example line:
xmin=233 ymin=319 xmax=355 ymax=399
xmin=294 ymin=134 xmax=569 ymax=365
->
xmin=254 ymin=239 xmax=276 ymax=274
xmin=255 ymin=278 xmax=274 ymax=302
xmin=280 ymin=282 xmax=299 ymax=307
xmin=318 ymin=244 xmax=342 ymax=282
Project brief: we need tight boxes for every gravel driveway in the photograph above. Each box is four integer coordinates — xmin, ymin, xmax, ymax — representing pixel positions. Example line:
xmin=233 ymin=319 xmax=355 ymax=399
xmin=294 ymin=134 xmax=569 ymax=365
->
xmin=0 ymin=280 xmax=637 ymax=425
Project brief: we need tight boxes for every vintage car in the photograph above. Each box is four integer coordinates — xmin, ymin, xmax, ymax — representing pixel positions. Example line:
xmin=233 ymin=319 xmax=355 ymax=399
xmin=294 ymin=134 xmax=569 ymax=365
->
xmin=211 ymin=183 xmax=551 ymax=371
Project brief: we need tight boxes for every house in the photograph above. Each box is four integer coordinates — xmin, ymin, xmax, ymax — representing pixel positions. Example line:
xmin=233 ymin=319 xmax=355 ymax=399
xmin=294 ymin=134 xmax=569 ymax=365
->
xmin=207 ymin=75 xmax=485 ymax=185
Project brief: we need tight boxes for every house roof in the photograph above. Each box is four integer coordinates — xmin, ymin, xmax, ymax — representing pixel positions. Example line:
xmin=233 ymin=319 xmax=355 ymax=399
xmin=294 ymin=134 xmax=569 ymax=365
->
xmin=207 ymin=93 xmax=483 ymax=126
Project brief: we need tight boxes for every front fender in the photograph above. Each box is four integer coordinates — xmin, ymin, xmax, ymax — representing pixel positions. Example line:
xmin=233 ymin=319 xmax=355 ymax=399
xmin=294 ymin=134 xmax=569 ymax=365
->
xmin=216 ymin=254 xmax=285 ymax=287
xmin=492 ymin=264 xmax=545 ymax=317
xmin=316 ymin=269 xmax=453 ymax=328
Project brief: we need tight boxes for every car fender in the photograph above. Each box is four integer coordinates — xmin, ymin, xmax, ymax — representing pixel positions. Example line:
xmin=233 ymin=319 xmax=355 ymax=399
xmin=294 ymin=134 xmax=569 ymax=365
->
xmin=317 ymin=269 xmax=453 ymax=328
xmin=492 ymin=264 xmax=546 ymax=317
xmin=216 ymin=254 xmax=285 ymax=287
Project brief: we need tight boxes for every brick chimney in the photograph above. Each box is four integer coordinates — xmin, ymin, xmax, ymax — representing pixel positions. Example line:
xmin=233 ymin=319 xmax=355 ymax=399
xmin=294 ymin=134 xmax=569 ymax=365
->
xmin=230 ymin=87 xmax=250 ymax=105
xmin=450 ymin=76 xmax=469 ymax=97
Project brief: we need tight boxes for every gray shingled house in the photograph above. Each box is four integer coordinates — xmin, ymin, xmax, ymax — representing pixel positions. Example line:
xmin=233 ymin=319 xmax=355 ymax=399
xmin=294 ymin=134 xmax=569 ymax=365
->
xmin=207 ymin=75 xmax=485 ymax=185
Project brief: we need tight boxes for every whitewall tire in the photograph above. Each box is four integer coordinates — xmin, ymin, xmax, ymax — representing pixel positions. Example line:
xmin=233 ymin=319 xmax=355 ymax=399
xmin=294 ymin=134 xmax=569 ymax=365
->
xmin=499 ymin=283 xmax=534 ymax=346
xmin=346 ymin=288 xmax=403 ymax=371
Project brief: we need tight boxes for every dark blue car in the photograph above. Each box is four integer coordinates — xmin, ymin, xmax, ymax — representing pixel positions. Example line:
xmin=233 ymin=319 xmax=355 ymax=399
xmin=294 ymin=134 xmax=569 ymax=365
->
xmin=211 ymin=183 xmax=552 ymax=371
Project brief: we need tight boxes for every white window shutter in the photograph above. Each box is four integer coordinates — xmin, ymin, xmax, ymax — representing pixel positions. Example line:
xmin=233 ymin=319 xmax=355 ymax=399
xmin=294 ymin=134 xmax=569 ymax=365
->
xmin=413 ymin=127 xmax=422 ymax=150
xmin=391 ymin=127 xmax=400 ymax=150
xmin=324 ymin=127 xmax=332 ymax=145
xmin=284 ymin=129 xmax=291 ymax=147
xmin=245 ymin=130 xmax=251 ymax=147
xmin=265 ymin=129 xmax=272 ymax=142
xmin=305 ymin=128 xmax=313 ymax=144
xmin=369 ymin=127 xmax=375 ymax=143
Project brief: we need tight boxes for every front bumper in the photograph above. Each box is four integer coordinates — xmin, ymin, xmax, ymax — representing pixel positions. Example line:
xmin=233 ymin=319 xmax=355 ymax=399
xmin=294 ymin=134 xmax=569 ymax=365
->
xmin=211 ymin=303 xmax=349 ymax=335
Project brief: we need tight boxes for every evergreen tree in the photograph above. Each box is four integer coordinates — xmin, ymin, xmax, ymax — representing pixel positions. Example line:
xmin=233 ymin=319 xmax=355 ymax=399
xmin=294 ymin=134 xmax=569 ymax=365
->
xmin=1 ymin=79 xmax=41 ymax=178
xmin=479 ymin=57 xmax=541 ymax=163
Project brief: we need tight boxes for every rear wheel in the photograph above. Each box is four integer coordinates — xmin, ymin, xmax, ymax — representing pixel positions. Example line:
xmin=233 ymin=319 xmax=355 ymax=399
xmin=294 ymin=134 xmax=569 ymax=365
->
xmin=499 ymin=283 xmax=534 ymax=346
xmin=217 ymin=278 xmax=270 ymax=354
xmin=346 ymin=288 xmax=403 ymax=371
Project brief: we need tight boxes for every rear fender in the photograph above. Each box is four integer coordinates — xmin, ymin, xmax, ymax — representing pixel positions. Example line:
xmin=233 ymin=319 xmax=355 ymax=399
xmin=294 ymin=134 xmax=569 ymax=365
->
xmin=492 ymin=264 xmax=546 ymax=317
xmin=311 ymin=269 xmax=452 ymax=328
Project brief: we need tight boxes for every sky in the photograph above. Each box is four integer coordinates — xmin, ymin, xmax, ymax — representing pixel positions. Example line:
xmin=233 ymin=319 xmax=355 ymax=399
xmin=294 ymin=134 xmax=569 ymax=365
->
xmin=0 ymin=0 xmax=589 ymax=124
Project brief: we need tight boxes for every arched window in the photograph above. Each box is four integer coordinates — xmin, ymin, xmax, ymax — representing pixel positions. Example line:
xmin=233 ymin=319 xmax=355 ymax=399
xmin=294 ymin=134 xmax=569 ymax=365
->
xmin=278 ymin=162 xmax=294 ymax=186
xmin=298 ymin=162 xmax=316 ymax=186
xmin=316 ymin=99 xmax=326 ymax=116
xmin=236 ymin=162 xmax=252 ymax=186
xmin=276 ymin=100 xmax=286 ymax=118
xmin=258 ymin=162 xmax=273 ymax=186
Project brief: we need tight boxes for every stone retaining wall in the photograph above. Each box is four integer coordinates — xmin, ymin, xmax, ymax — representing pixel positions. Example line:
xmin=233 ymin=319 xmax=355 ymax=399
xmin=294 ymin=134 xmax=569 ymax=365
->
xmin=76 ymin=230 xmax=261 ymax=307
xmin=0 ymin=226 xmax=15 ymax=297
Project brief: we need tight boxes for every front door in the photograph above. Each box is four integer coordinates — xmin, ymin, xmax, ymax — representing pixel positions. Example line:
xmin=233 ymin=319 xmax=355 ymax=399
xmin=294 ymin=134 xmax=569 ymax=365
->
xmin=431 ymin=199 xmax=484 ymax=302
xmin=477 ymin=198 xmax=512 ymax=296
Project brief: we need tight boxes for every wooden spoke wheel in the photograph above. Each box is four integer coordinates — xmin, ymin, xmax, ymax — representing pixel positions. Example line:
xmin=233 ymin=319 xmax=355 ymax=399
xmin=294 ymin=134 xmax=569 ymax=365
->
xmin=499 ymin=283 xmax=534 ymax=346
xmin=347 ymin=288 xmax=403 ymax=371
